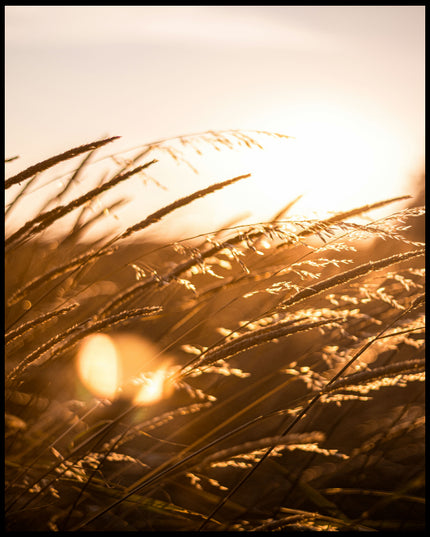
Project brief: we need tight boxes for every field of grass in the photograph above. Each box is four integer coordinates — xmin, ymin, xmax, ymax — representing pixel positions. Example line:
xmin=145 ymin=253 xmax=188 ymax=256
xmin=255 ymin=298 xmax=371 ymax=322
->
xmin=5 ymin=132 xmax=425 ymax=531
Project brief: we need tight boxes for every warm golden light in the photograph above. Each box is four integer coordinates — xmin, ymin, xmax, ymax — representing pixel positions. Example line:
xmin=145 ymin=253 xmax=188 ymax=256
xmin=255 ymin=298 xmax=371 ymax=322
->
xmin=241 ymin=107 xmax=413 ymax=220
xmin=132 ymin=365 xmax=173 ymax=405
xmin=77 ymin=334 xmax=120 ymax=399
xmin=76 ymin=333 xmax=173 ymax=405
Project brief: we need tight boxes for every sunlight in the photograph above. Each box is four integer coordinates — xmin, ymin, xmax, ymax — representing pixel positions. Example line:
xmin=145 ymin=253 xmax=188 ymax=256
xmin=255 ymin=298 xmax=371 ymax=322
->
xmin=76 ymin=333 xmax=173 ymax=405
xmin=77 ymin=334 xmax=120 ymax=400
xmin=242 ymin=106 xmax=413 ymax=220
xmin=132 ymin=364 xmax=173 ymax=405
xmin=150 ymin=109 xmax=418 ymax=239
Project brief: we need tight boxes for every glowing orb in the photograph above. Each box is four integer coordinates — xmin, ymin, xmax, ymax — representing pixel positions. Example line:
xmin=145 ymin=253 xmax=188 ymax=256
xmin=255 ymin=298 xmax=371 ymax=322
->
xmin=76 ymin=333 xmax=173 ymax=405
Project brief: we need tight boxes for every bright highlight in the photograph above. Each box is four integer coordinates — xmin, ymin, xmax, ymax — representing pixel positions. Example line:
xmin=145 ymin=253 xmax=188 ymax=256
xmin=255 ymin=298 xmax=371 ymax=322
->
xmin=133 ymin=366 xmax=172 ymax=405
xmin=245 ymin=107 xmax=413 ymax=220
xmin=76 ymin=333 xmax=172 ymax=405
xmin=77 ymin=334 xmax=120 ymax=399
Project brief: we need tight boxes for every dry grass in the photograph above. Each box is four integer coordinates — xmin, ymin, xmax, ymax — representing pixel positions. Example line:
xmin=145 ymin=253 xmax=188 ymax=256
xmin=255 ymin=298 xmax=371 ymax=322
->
xmin=5 ymin=131 xmax=425 ymax=532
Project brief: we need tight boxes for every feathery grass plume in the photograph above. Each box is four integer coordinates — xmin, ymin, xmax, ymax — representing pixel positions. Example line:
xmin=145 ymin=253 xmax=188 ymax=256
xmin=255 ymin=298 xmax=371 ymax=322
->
xmin=181 ymin=316 xmax=345 ymax=376
xmin=86 ymin=129 xmax=291 ymax=179
xmin=5 ymin=136 xmax=120 ymax=189
xmin=101 ymin=197 xmax=421 ymax=319
xmin=268 ymin=195 xmax=410 ymax=250
xmin=173 ymin=199 xmax=422 ymax=307
xmin=320 ymin=357 xmax=425 ymax=400
xmin=196 ymin=432 xmax=340 ymax=468
xmin=69 ymin=407 xmax=295 ymax=531
xmin=7 ymin=398 xmax=140 ymax=508
xmin=280 ymin=248 xmax=424 ymax=309
xmin=119 ymin=173 xmax=250 ymax=240
xmin=308 ymin=195 xmax=411 ymax=227
xmin=152 ymin=129 xmax=292 ymax=168
xmin=5 ymin=159 xmax=157 ymax=248
xmin=5 ymin=398 xmax=104 ymax=497
xmin=117 ymin=220 xmax=299 ymax=308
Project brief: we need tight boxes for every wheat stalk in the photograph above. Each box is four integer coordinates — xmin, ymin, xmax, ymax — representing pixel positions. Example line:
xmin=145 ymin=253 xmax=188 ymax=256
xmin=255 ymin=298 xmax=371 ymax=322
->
xmin=182 ymin=316 xmax=345 ymax=375
xmin=5 ymin=136 xmax=120 ymax=189
xmin=120 ymin=173 xmax=250 ymax=240
xmin=280 ymin=248 xmax=424 ymax=308
xmin=321 ymin=357 xmax=425 ymax=396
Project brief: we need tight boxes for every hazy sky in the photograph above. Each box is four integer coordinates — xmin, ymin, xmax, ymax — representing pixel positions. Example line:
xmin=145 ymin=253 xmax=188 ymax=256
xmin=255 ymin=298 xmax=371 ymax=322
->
xmin=5 ymin=6 xmax=425 ymax=238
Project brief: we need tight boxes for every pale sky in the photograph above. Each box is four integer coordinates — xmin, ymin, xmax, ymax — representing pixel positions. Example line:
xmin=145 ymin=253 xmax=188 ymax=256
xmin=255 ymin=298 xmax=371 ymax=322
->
xmin=5 ymin=6 xmax=425 ymax=239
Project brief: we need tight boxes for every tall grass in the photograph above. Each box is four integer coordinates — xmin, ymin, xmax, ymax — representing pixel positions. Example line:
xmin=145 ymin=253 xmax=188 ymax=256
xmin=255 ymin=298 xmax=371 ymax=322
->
xmin=5 ymin=131 xmax=425 ymax=531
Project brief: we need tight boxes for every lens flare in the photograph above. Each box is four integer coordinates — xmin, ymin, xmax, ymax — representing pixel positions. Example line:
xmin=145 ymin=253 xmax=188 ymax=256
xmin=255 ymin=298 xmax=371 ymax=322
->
xmin=77 ymin=333 xmax=120 ymax=399
xmin=76 ymin=333 xmax=173 ymax=405
xmin=132 ymin=365 xmax=173 ymax=405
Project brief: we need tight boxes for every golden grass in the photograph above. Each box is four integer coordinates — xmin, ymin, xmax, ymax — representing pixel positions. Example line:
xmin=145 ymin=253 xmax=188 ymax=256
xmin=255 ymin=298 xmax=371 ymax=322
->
xmin=5 ymin=132 xmax=425 ymax=532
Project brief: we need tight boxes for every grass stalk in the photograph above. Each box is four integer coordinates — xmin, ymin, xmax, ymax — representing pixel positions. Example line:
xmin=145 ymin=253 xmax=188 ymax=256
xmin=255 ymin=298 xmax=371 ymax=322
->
xmin=5 ymin=136 xmax=120 ymax=189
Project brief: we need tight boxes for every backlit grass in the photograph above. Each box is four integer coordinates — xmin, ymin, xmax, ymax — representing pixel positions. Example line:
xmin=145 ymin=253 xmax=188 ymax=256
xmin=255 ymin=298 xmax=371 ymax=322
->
xmin=5 ymin=132 xmax=425 ymax=531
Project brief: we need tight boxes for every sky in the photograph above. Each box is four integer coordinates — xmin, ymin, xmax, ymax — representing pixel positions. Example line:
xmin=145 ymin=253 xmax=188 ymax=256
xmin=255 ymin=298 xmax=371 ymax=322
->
xmin=5 ymin=6 xmax=425 ymax=240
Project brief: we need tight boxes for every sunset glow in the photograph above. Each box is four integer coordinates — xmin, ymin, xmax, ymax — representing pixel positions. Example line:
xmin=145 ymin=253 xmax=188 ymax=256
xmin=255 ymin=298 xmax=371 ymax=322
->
xmin=240 ymin=107 xmax=412 ymax=219
xmin=5 ymin=6 xmax=424 ymax=239
xmin=5 ymin=7 xmax=425 ymax=532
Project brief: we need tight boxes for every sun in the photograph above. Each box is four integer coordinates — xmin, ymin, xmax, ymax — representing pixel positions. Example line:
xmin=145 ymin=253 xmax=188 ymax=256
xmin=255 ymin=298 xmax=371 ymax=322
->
xmin=238 ymin=105 xmax=413 ymax=221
